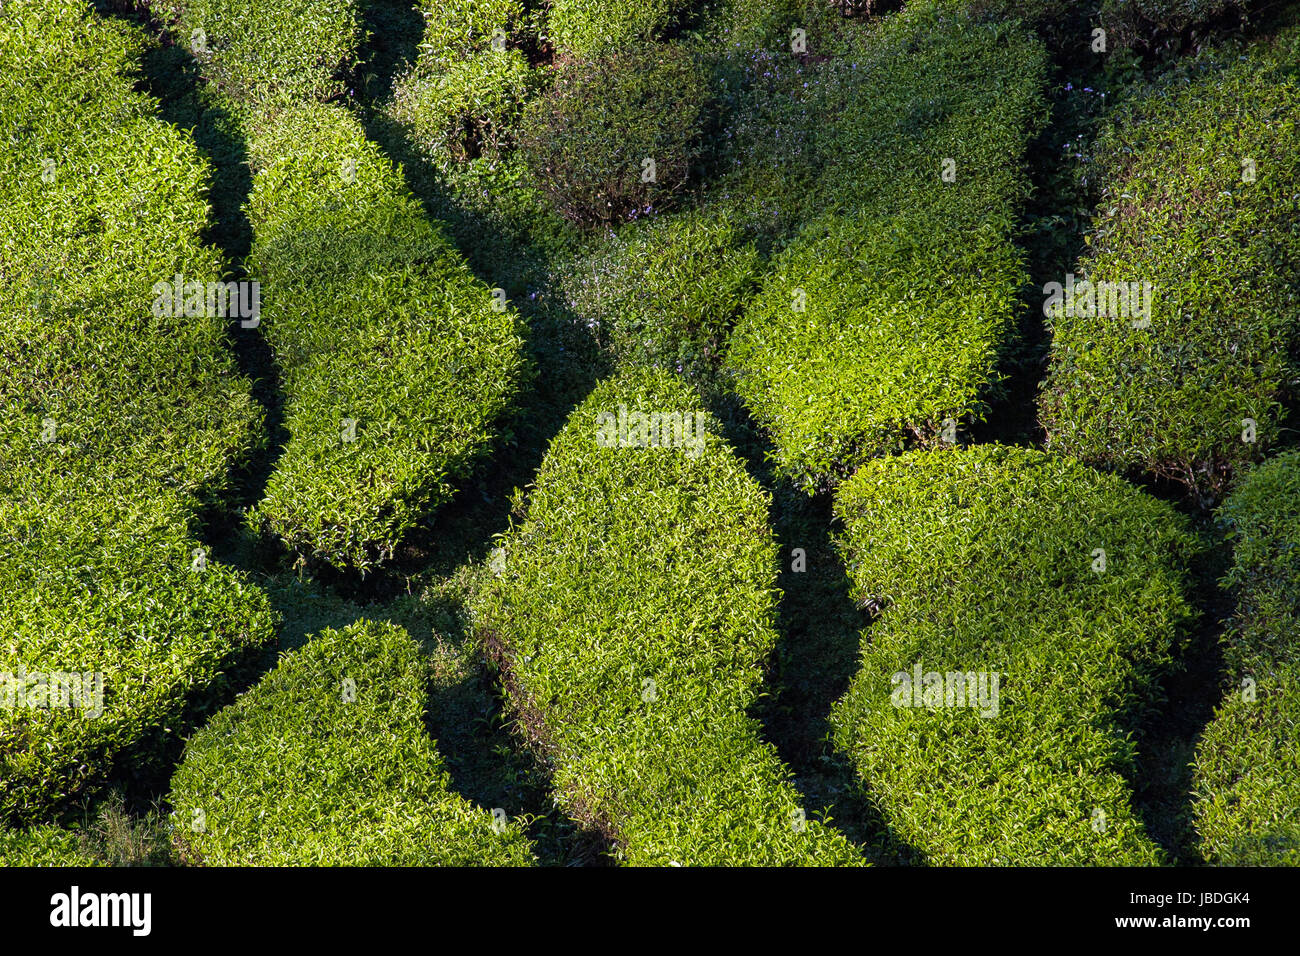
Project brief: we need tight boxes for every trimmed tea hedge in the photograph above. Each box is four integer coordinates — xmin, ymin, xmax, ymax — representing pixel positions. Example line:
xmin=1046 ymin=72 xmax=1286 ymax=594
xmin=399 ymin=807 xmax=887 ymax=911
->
xmin=0 ymin=496 xmax=278 ymax=825
xmin=0 ymin=0 xmax=263 ymax=515
xmin=545 ymin=0 xmax=700 ymax=57
xmin=830 ymin=445 xmax=1201 ymax=865
xmin=244 ymin=102 xmax=526 ymax=570
xmin=474 ymin=368 xmax=864 ymax=865
xmin=561 ymin=210 xmax=763 ymax=378
xmin=1038 ymin=33 xmax=1300 ymax=502
xmin=169 ymin=620 xmax=536 ymax=865
xmin=386 ymin=0 xmax=534 ymax=174
xmin=0 ymin=826 xmax=103 ymax=867
xmin=146 ymin=0 xmax=366 ymax=110
xmin=1193 ymin=450 xmax=1300 ymax=865
xmin=724 ymin=3 xmax=1048 ymax=491
xmin=0 ymin=0 xmax=276 ymax=825
xmin=518 ymin=43 xmax=710 ymax=227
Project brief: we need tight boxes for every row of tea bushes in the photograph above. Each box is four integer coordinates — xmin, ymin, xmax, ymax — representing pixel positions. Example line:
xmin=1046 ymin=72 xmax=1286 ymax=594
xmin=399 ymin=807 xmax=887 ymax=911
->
xmin=1193 ymin=450 xmax=1300 ymax=865
xmin=723 ymin=3 xmax=1049 ymax=492
xmin=830 ymin=445 xmax=1201 ymax=864
xmin=473 ymin=369 xmax=865 ymax=865
xmin=0 ymin=0 xmax=277 ymax=825
xmin=168 ymin=620 xmax=536 ymax=865
xmin=145 ymin=0 xmax=366 ymax=111
xmin=1038 ymin=24 xmax=1300 ymax=502
xmin=242 ymin=102 xmax=527 ymax=571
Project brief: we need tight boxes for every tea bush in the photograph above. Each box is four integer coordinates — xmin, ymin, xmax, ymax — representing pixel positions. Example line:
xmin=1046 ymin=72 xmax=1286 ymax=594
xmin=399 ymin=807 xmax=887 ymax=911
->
xmin=169 ymin=620 xmax=536 ymax=865
xmin=724 ymin=4 xmax=1048 ymax=491
xmin=546 ymin=0 xmax=700 ymax=57
xmin=387 ymin=47 xmax=534 ymax=171
xmin=518 ymin=43 xmax=710 ymax=227
xmin=473 ymin=368 xmax=864 ymax=865
xmin=244 ymin=102 xmax=526 ymax=570
xmin=1193 ymin=450 xmax=1300 ymax=865
xmin=1038 ymin=34 xmax=1300 ymax=502
xmin=0 ymin=826 xmax=103 ymax=867
xmin=386 ymin=0 xmax=535 ymax=173
xmin=0 ymin=0 xmax=263 ymax=514
xmin=561 ymin=210 xmax=763 ymax=378
xmin=146 ymin=0 xmax=365 ymax=110
xmin=831 ymin=445 xmax=1201 ymax=865
xmin=0 ymin=0 xmax=276 ymax=825
xmin=1101 ymin=0 xmax=1257 ymax=45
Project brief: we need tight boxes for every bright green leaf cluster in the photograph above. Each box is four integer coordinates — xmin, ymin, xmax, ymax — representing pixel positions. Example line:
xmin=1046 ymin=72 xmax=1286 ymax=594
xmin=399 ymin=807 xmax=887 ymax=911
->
xmin=545 ymin=0 xmax=700 ymax=57
xmin=169 ymin=619 xmax=537 ymax=865
xmin=724 ymin=4 xmax=1048 ymax=492
xmin=0 ymin=825 xmax=104 ymax=867
xmin=147 ymin=0 xmax=366 ymax=112
xmin=1038 ymin=31 xmax=1300 ymax=501
xmin=831 ymin=445 xmax=1202 ymax=865
xmin=0 ymin=0 xmax=277 ymax=826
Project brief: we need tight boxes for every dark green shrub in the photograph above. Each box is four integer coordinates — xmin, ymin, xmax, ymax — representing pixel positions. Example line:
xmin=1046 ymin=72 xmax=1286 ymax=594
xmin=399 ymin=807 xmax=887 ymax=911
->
xmin=473 ymin=367 xmax=865 ymax=865
xmin=0 ymin=0 xmax=277 ymax=825
xmin=545 ymin=0 xmax=700 ymax=57
xmin=1038 ymin=34 xmax=1300 ymax=503
xmin=723 ymin=4 xmax=1048 ymax=492
xmin=1101 ymin=0 xmax=1257 ymax=45
xmin=561 ymin=210 xmax=763 ymax=378
xmin=1193 ymin=450 xmax=1300 ymax=865
xmin=169 ymin=620 xmax=536 ymax=865
xmin=244 ymin=102 xmax=526 ymax=570
xmin=518 ymin=43 xmax=710 ymax=228
xmin=831 ymin=445 xmax=1201 ymax=865
xmin=147 ymin=0 xmax=366 ymax=110
xmin=699 ymin=0 xmax=831 ymax=50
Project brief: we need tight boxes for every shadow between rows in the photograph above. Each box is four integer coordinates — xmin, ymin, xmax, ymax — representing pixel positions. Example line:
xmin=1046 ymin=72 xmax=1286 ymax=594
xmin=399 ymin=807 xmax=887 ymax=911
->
xmin=709 ymin=392 xmax=922 ymax=865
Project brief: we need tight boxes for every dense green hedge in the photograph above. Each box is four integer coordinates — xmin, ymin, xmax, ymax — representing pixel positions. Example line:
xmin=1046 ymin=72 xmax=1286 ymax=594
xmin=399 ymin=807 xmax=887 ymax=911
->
xmin=169 ymin=620 xmax=536 ymax=865
xmin=147 ymin=0 xmax=365 ymax=110
xmin=1101 ymin=0 xmax=1256 ymax=44
xmin=518 ymin=43 xmax=710 ymax=227
xmin=723 ymin=4 xmax=1048 ymax=491
xmin=0 ymin=826 xmax=103 ymax=867
xmin=0 ymin=0 xmax=262 ymax=514
xmin=243 ymin=102 xmax=526 ymax=570
xmin=561 ymin=210 xmax=762 ymax=378
xmin=0 ymin=0 xmax=277 ymax=825
xmin=386 ymin=0 xmax=535 ymax=175
xmin=830 ymin=445 xmax=1201 ymax=865
xmin=1038 ymin=32 xmax=1300 ymax=502
xmin=0 ymin=496 xmax=278 ymax=826
xmin=474 ymin=368 xmax=864 ymax=865
xmin=1194 ymin=450 xmax=1300 ymax=865
xmin=545 ymin=0 xmax=701 ymax=57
